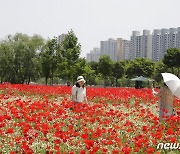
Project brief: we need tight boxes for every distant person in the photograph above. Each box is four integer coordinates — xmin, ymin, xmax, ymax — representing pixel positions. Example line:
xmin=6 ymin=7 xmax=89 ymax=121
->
xmin=67 ymin=82 xmax=70 ymax=86
xmin=152 ymin=83 xmax=175 ymax=120
xmin=135 ymin=81 xmax=143 ymax=89
xmin=72 ymin=76 xmax=87 ymax=104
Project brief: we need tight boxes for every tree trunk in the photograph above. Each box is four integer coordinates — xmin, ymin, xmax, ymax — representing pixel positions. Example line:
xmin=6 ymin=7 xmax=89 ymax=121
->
xmin=51 ymin=68 xmax=54 ymax=85
xmin=27 ymin=75 xmax=31 ymax=85
xmin=45 ymin=77 xmax=48 ymax=85
xmin=115 ymin=78 xmax=118 ymax=87
xmin=1 ymin=77 xmax=3 ymax=84
xmin=104 ymin=76 xmax=106 ymax=87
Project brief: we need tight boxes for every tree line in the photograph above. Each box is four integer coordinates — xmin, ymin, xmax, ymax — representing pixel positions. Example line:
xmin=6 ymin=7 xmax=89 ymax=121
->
xmin=0 ymin=30 xmax=179 ymax=86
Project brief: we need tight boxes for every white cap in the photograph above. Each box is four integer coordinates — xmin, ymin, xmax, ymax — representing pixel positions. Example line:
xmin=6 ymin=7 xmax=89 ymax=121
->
xmin=77 ymin=76 xmax=86 ymax=83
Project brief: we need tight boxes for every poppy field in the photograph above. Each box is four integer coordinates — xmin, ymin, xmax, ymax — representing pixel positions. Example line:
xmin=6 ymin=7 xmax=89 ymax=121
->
xmin=0 ymin=84 xmax=179 ymax=154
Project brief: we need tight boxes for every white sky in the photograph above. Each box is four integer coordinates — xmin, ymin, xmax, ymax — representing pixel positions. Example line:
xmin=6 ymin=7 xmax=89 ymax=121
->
xmin=0 ymin=0 xmax=180 ymax=57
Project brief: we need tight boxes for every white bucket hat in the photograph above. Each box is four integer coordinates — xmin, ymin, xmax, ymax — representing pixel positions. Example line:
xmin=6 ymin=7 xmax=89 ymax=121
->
xmin=77 ymin=76 xmax=86 ymax=83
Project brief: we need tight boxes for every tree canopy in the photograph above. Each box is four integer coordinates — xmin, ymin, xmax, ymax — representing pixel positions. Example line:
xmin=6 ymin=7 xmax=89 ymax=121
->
xmin=163 ymin=48 xmax=180 ymax=77
xmin=126 ymin=58 xmax=155 ymax=78
xmin=0 ymin=32 xmax=179 ymax=86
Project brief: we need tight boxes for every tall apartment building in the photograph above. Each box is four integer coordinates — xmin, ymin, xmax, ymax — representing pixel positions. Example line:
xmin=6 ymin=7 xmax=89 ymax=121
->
xmin=169 ymin=28 xmax=177 ymax=48
xmin=142 ymin=30 xmax=152 ymax=59
xmin=177 ymin=27 xmax=180 ymax=48
xmin=116 ymin=38 xmax=123 ymax=61
xmin=130 ymin=30 xmax=152 ymax=60
xmin=100 ymin=38 xmax=130 ymax=61
xmin=86 ymin=48 xmax=100 ymax=62
xmin=152 ymin=29 xmax=161 ymax=61
xmin=130 ymin=31 xmax=141 ymax=59
xmin=122 ymin=40 xmax=130 ymax=60
xmin=116 ymin=38 xmax=130 ymax=60
xmin=161 ymin=29 xmax=169 ymax=60
xmin=58 ymin=34 xmax=67 ymax=44
xmin=100 ymin=38 xmax=117 ymax=61
xmin=152 ymin=27 xmax=180 ymax=61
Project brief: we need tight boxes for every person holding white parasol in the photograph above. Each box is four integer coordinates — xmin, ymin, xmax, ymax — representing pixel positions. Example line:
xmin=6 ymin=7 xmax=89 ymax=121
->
xmin=152 ymin=83 xmax=175 ymax=120
xmin=152 ymin=73 xmax=180 ymax=120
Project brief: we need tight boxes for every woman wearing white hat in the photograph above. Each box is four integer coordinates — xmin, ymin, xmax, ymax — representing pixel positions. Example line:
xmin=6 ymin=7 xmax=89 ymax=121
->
xmin=72 ymin=76 xmax=87 ymax=103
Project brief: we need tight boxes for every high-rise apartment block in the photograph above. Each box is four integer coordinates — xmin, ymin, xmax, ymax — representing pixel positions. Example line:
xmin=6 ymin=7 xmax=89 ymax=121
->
xmin=86 ymin=48 xmax=100 ymax=62
xmin=86 ymin=27 xmax=180 ymax=62
xmin=130 ymin=31 xmax=141 ymax=59
xmin=130 ymin=30 xmax=152 ymax=60
xmin=122 ymin=40 xmax=131 ymax=60
xmin=100 ymin=39 xmax=117 ymax=61
xmin=152 ymin=29 xmax=161 ymax=61
xmin=152 ymin=27 xmax=180 ymax=61
xmin=58 ymin=34 xmax=67 ymax=44
xmin=99 ymin=38 xmax=130 ymax=61
xmin=117 ymin=38 xmax=130 ymax=60
xmin=177 ymin=27 xmax=180 ymax=48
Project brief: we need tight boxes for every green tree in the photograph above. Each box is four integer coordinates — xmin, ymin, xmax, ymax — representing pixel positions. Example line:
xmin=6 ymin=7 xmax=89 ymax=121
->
xmin=86 ymin=62 xmax=98 ymax=85
xmin=163 ymin=48 xmax=180 ymax=77
xmin=23 ymin=35 xmax=44 ymax=84
xmin=153 ymin=61 xmax=169 ymax=82
xmin=40 ymin=37 xmax=60 ymax=85
xmin=98 ymin=55 xmax=113 ymax=86
xmin=10 ymin=33 xmax=30 ymax=83
xmin=0 ymin=42 xmax=14 ymax=83
xmin=59 ymin=29 xmax=81 ymax=83
xmin=88 ymin=61 xmax=99 ymax=75
xmin=126 ymin=58 xmax=155 ymax=78
xmin=31 ymin=55 xmax=42 ymax=82
xmin=0 ymin=33 xmax=45 ymax=84
xmin=40 ymin=51 xmax=51 ymax=85
xmin=73 ymin=58 xmax=87 ymax=80
xmin=112 ymin=61 xmax=125 ymax=87
xmin=83 ymin=65 xmax=95 ymax=85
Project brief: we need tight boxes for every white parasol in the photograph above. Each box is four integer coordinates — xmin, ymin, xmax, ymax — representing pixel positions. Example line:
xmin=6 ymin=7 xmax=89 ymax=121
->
xmin=161 ymin=73 xmax=180 ymax=99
